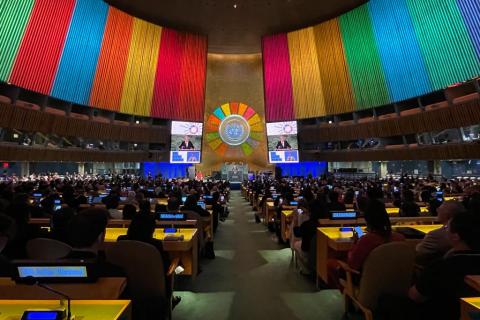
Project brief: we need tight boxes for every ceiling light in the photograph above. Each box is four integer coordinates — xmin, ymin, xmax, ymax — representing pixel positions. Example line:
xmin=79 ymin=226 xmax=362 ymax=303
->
xmin=233 ymin=4 xmax=237 ymax=8
xmin=135 ymin=120 xmax=140 ymax=124
xmin=328 ymin=120 xmax=333 ymax=124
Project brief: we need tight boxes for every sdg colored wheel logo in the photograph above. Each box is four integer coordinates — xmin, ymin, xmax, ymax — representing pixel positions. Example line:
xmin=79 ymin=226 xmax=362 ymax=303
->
xmin=206 ymin=102 xmax=263 ymax=156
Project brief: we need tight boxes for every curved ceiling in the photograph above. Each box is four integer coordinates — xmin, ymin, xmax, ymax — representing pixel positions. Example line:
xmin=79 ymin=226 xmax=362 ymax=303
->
xmin=105 ymin=0 xmax=368 ymax=53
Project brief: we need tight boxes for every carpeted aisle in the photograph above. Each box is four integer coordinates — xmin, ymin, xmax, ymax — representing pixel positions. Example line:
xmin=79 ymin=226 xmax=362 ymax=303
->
xmin=174 ymin=191 xmax=344 ymax=320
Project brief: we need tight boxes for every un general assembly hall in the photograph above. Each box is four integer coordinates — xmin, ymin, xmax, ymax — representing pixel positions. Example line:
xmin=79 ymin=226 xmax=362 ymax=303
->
xmin=0 ymin=0 xmax=480 ymax=319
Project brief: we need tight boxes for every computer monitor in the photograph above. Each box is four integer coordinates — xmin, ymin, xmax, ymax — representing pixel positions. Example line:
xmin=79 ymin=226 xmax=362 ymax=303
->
xmin=197 ymin=201 xmax=206 ymax=210
xmin=329 ymin=211 xmax=358 ymax=220
xmin=181 ymin=196 xmax=187 ymax=203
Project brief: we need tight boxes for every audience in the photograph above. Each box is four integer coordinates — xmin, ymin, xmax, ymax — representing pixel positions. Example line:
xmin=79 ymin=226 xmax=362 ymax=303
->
xmin=399 ymin=190 xmax=420 ymax=217
xmin=405 ymin=213 xmax=480 ymax=320
xmin=347 ymin=200 xmax=405 ymax=271
xmin=416 ymin=201 xmax=466 ymax=266
xmin=122 ymin=204 xmax=137 ymax=220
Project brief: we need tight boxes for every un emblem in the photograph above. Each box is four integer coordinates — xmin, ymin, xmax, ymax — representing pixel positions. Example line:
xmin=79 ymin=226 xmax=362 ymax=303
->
xmin=219 ymin=115 xmax=250 ymax=146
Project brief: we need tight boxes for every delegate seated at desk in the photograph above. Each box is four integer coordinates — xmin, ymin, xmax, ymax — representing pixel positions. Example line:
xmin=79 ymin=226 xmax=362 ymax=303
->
xmin=275 ymin=135 xmax=291 ymax=150
xmin=179 ymin=135 xmax=195 ymax=150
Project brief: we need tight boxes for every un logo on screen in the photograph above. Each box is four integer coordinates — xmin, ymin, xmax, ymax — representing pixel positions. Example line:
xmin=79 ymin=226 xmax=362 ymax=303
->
xmin=219 ymin=115 xmax=250 ymax=146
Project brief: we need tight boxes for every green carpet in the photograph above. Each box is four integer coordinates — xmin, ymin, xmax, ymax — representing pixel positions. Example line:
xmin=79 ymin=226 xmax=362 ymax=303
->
xmin=174 ymin=191 xmax=344 ymax=320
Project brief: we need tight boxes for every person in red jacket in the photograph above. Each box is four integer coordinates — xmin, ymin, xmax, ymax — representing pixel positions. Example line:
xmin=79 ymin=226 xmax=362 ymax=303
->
xmin=348 ymin=200 xmax=405 ymax=271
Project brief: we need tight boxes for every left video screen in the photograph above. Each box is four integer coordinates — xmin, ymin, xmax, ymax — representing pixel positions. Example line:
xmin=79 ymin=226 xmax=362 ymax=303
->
xmin=170 ymin=121 xmax=203 ymax=163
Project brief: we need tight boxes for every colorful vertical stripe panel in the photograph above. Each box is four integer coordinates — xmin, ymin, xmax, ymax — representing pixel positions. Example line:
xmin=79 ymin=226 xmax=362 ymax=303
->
xmin=339 ymin=5 xmax=390 ymax=109
xmin=288 ymin=27 xmax=327 ymax=119
xmin=0 ymin=0 xmax=207 ymax=120
xmin=0 ymin=0 xmax=35 ymax=81
xmin=406 ymin=0 xmax=480 ymax=90
xmin=119 ymin=18 xmax=161 ymax=116
xmin=89 ymin=7 xmax=134 ymax=112
xmin=151 ymin=29 xmax=207 ymax=121
xmin=455 ymin=0 xmax=480 ymax=60
xmin=9 ymin=0 xmax=76 ymax=94
xmin=312 ymin=19 xmax=355 ymax=115
xmin=51 ymin=0 xmax=109 ymax=105
xmin=262 ymin=34 xmax=295 ymax=122
xmin=262 ymin=0 xmax=480 ymax=121
xmin=368 ymin=0 xmax=432 ymax=101
xmin=176 ymin=33 xmax=207 ymax=121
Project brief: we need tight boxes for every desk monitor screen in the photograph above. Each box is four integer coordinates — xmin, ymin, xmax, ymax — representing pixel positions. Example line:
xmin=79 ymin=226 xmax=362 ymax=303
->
xmin=330 ymin=211 xmax=358 ymax=220
xmin=157 ymin=212 xmax=186 ymax=221
xmin=18 ymin=266 xmax=87 ymax=278
xmin=22 ymin=311 xmax=63 ymax=320
xmin=91 ymin=197 xmax=102 ymax=204
xmin=13 ymin=261 xmax=96 ymax=283
xmin=197 ymin=201 xmax=206 ymax=210
xmin=289 ymin=201 xmax=298 ymax=206
xmin=181 ymin=196 xmax=187 ymax=203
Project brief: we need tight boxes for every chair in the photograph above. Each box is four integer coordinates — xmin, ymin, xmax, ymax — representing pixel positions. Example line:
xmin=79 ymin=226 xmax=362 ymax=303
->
xmin=44 ymin=106 xmax=66 ymax=116
xmin=0 ymin=95 xmax=12 ymax=104
xmin=26 ymin=238 xmax=72 ymax=260
xmin=105 ymin=240 xmax=179 ymax=320
xmin=16 ymin=100 xmax=41 ymax=111
xmin=378 ymin=113 xmax=397 ymax=120
xmin=399 ymin=108 xmax=421 ymax=116
xmin=182 ymin=210 xmax=205 ymax=251
xmin=452 ymin=92 xmax=479 ymax=105
xmin=339 ymin=242 xmax=415 ymax=320
xmin=425 ymin=101 xmax=448 ymax=111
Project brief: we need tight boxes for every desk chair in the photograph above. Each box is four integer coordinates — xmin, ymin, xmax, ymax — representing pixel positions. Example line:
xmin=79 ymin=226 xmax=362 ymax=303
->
xmin=106 ymin=240 xmax=179 ymax=320
xmin=182 ymin=210 xmax=205 ymax=251
xmin=338 ymin=242 xmax=415 ymax=320
xmin=26 ymin=238 xmax=72 ymax=260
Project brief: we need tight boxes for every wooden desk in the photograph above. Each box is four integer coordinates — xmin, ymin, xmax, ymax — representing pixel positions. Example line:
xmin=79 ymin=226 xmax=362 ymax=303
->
xmin=315 ymin=225 xmax=441 ymax=285
xmin=318 ymin=216 xmax=439 ymax=227
xmin=281 ymin=210 xmax=294 ymax=242
xmin=203 ymin=210 xmax=214 ymax=240
xmin=0 ymin=278 xmax=126 ymax=300
xmin=30 ymin=218 xmax=198 ymax=228
xmin=104 ymin=228 xmax=198 ymax=280
xmin=0 ymin=300 xmax=131 ymax=320
xmin=385 ymin=207 xmax=429 ymax=215
xmin=461 ymin=297 xmax=480 ymax=320
xmin=263 ymin=201 xmax=275 ymax=226
xmin=466 ymin=275 xmax=480 ymax=293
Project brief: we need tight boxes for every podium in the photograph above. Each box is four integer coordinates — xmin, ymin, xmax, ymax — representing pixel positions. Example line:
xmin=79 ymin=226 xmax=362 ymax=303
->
xmin=221 ymin=163 xmax=247 ymax=183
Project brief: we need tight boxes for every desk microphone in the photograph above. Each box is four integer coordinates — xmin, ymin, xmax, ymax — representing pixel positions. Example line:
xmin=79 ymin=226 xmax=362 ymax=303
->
xmin=23 ymin=276 xmax=72 ymax=320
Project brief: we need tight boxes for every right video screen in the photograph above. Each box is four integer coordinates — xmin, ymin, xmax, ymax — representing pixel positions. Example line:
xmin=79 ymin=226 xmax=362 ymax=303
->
xmin=266 ymin=121 xmax=299 ymax=163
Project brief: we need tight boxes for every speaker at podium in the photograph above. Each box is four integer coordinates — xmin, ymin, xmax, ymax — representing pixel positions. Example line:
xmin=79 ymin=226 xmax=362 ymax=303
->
xmin=221 ymin=162 xmax=247 ymax=183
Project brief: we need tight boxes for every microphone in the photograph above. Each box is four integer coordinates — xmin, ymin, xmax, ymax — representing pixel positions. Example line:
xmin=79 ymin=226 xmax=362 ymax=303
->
xmin=23 ymin=276 xmax=72 ymax=320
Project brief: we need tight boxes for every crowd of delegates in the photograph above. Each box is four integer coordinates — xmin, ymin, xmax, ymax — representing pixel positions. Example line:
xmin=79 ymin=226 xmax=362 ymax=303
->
xmin=0 ymin=173 xmax=229 ymax=317
xmin=246 ymin=174 xmax=480 ymax=320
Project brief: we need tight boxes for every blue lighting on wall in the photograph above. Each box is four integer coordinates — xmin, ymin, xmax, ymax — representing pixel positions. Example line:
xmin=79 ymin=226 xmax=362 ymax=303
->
xmin=142 ymin=162 xmax=192 ymax=179
xmin=276 ymin=162 xmax=327 ymax=177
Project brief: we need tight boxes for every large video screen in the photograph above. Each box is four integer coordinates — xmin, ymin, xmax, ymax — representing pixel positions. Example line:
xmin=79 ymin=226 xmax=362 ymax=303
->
xmin=266 ymin=121 xmax=299 ymax=163
xmin=170 ymin=121 xmax=203 ymax=163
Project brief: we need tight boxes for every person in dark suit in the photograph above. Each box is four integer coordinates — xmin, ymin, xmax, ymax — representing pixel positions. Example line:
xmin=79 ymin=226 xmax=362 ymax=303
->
xmin=179 ymin=135 xmax=195 ymax=150
xmin=275 ymin=135 xmax=291 ymax=150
